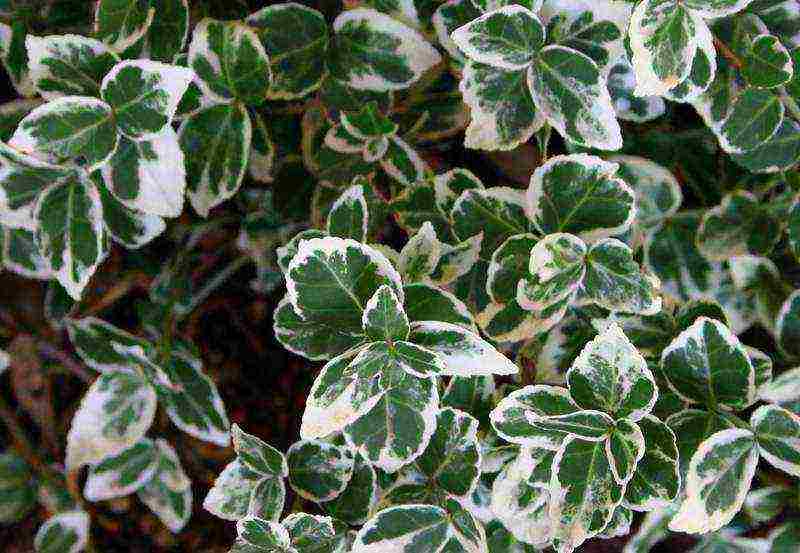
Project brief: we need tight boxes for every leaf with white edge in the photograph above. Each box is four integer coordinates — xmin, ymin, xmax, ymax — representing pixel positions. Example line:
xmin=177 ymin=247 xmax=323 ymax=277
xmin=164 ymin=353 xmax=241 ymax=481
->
xmin=548 ymin=435 xmax=623 ymax=552
xmin=0 ymin=141 xmax=73 ymax=231
xmin=100 ymin=128 xmax=186 ymax=218
xmin=0 ymin=99 xmax=43 ymax=142
xmin=771 ymin=522 xmax=800 ymax=553
xmin=287 ymin=440 xmax=354 ymax=502
xmin=479 ymin=297 xmax=568 ymax=343
xmin=669 ymin=428 xmax=758 ymax=535
xmin=434 ymin=168 xmax=483 ymax=221
xmin=123 ymin=0 xmax=190 ymax=63
xmin=399 ymin=221 xmax=441 ymax=282
xmin=0 ymin=21 xmax=35 ymax=97
xmin=490 ymin=446 xmax=555 ymax=547
xmin=732 ymin=119 xmax=800 ymax=174
xmin=697 ymin=191 xmax=781 ymax=260
xmin=629 ymin=0 xmax=702 ymax=98
xmin=235 ymin=517 xmax=291 ymax=551
xmin=776 ymin=289 xmax=800 ymax=359
xmin=100 ymin=60 xmax=193 ymax=140
xmin=246 ymin=3 xmax=329 ymax=100
xmin=517 ymin=233 xmax=586 ymax=312
xmin=751 ymin=404 xmax=800 ymax=477
xmin=180 ymin=103 xmax=252 ymax=218
xmin=34 ymin=510 xmax=90 ymax=553
xmin=415 ymin=407 xmax=481 ymax=497
xmin=743 ymin=34 xmax=793 ymax=88
xmin=157 ymin=344 xmax=230 ymax=447
xmin=188 ymin=18 xmax=272 ymax=105
xmin=608 ymin=58 xmax=666 ymax=123
xmin=759 ymin=367 xmax=800 ymax=413
xmin=323 ymin=452 xmax=378 ymax=525
xmin=409 ymin=320 xmax=519 ymax=376
xmin=341 ymin=102 xmax=397 ymax=139
xmin=327 ymin=185 xmax=368 ymax=242
xmin=486 ymin=233 xmax=537 ymax=304
xmin=66 ymin=317 xmax=151 ymax=376
xmin=663 ymin=25 xmax=716 ymax=103
xmin=525 ymin=409 xmax=614 ymax=441
xmin=599 ymin=506 xmax=633 ymax=539
xmin=249 ymin=110 xmax=275 ymax=183
xmin=490 ymin=385 xmax=579 ymax=449
xmin=716 ymin=88 xmax=784 ymax=154
xmin=204 ymin=459 xmax=284 ymax=522
xmin=352 ymin=501 xmax=487 ymax=553
xmin=661 ymin=317 xmax=755 ymax=409
xmin=330 ymin=8 xmax=442 ymax=92
xmin=621 ymin=508 xmax=672 ymax=553
xmin=97 ymin=176 xmax=166 ymax=249
xmin=11 ymin=96 xmax=117 ymax=171
xmin=442 ymin=376 xmax=495 ymax=423
xmin=94 ymin=0 xmax=155 ymax=52
xmin=624 ymin=414 xmax=680 ymax=511
xmin=429 ymin=234 xmax=482 ymax=286
xmin=451 ymin=187 xmax=530 ymax=258
xmin=285 ymin=513 xmax=348 ymax=553
xmin=344 ymin=367 xmax=439 ymax=472
xmin=606 ymin=419 xmax=645 ymax=484
xmin=363 ymin=285 xmax=411 ymax=344
xmin=667 ymin=408 xmax=745 ymax=476
xmin=84 ymin=438 xmax=159 ymax=501
xmin=451 ymin=6 xmax=545 ymax=70
xmin=233 ymin=424 xmax=288 ymax=478
xmin=526 ymin=154 xmax=634 ymax=241
xmin=528 ymin=45 xmax=622 ymax=151
xmin=379 ymin=136 xmax=427 ymax=186
xmin=459 ymin=61 xmax=545 ymax=151
xmin=581 ymin=239 xmax=662 ymax=315
xmin=403 ymin=283 xmax=477 ymax=331
xmin=567 ymin=323 xmax=657 ymax=421
xmin=26 ymin=34 xmax=119 ymax=100
xmin=137 ymin=439 xmax=192 ymax=533
xmin=286 ymin=237 xmax=403 ymax=341
xmin=433 ymin=0 xmax=482 ymax=62
xmin=66 ymin=370 xmax=156 ymax=469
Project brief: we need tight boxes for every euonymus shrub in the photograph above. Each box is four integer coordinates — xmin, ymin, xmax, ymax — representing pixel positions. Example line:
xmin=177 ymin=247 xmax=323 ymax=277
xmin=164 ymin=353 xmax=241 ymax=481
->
xmin=2 ymin=0 xmax=800 ymax=552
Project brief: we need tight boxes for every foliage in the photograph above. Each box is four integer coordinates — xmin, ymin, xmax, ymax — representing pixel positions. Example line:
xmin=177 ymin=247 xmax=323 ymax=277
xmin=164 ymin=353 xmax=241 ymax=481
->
xmin=1 ymin=0 xmax=800 ymax=552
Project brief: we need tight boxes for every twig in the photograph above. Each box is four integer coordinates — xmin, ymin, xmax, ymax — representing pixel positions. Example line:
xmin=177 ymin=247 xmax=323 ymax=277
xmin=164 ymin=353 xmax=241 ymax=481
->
xmin=713 ymin=36 xmax=743 ymax=69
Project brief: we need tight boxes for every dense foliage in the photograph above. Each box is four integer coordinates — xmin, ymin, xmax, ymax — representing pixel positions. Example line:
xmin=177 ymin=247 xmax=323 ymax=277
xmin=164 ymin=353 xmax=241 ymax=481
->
xmin=1 ymin=0 xmax=800 ymax=551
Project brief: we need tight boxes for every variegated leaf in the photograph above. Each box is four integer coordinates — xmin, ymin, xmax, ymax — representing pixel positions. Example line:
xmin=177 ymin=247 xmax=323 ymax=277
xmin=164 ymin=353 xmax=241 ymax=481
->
xmin=327 ymin=184 xmax=368 ymax=242
xmin=399 ymin=221 xmax=441 ymax=282
xmin=624 ymin=414 xmax=680 ymax=511
xmin=287 ymin=440 xmax=354 ymax=502
xmin=416 ymin=407 xmax=481 ymax=497
xmin=751 ymin=404 xmax=800 ymax=477
xmin=94 ymin=0 xmax=155 ymax=52
xmin=34 ymin=511 xmax=90 ymax=553
xmin=84 ymin=438 xmax=159 ymax=501
xmin=490 ymin=385 xmax=579 ymax=449
xmin=137 ymin=439 xmax=192 ymax=533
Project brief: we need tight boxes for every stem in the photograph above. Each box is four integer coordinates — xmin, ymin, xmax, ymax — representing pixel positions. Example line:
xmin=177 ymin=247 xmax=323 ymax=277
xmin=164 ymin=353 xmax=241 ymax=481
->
xmin=536 ymin=124 xmax=552 ymax=163
xmin=176 ymin=256 xmax=252 ymax=322
xmin=712 ymin=36 xmax=743 ymax=69
xmin=779 ymin=86 xmax=800 ymax=122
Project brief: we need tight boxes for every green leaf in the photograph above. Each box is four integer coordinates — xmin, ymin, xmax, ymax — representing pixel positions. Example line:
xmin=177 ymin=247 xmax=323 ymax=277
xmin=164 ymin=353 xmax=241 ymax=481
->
xmin=352 ymin=501 xmax=486 ymax=553
xmin=323 ymin=452 xmax=378 ymax=525
xmin=667 ymin=407 xmax=744 ymax=475
xmin=624 ymin=414 xmax=680 ymax=510
xmin=567 ymin=323 xmax=657 ymax=421
xmin=776 ymin=289 xmax=800 ymax=359
xmin=415 ymin=407 xmax=481 ymax=497
xmin=451 ymin=187 xmax=529 ymax=258
xmin=429 ymin=235 xmax=483 ymax=287
xmin=751 ymin=404 xmax=800 ymax=477
xmin=34 ymin=172 xmax=105 ymax=300
xmin=0 ymin=140 xmax=73 ymax=230
xmin=233 ymin=424 xmax=288 ymax=478
xmin=758 ymin=366 xmax=800 ymax=414
xmin=743 ymin=33 xmax=793 ymax=88
xmin=284 ymin=513 xmax=347 ymax=553
xmin=399 ymin=221 xmax=441 ymax=282
xmin=285 ymin=237 xmax=403 ymax=346
xmin=100 ymin=60 xmax=194 ymax=140
xmin=0 ymin=21 xmax=35 ymax=97
xmin=341 ymin=102 xmax=397 ymax=139
xmin=100 ymin=129 xmax=186 ymax=218
xmin=204 ymin=459 xmax=285 ymax=522
xmin=771 ymin=522 xmax=800 ymax=553
xmin=526 ymin=154 xmax=634 ymax=241
xmin=391 ymin=182 xmax=450 ymax=237
xmin=433 ymin=0 xmax=482 ymax=63
xmin=97 ymin=175 xmax=166 ymax=249
xmin=409 ymin=320 xmax=519 ymax=376
xmin=0 ymin=99 xmax=43 ymax=141
xmin=545 ymin=3 xmax=627 ymax=73
xmin=628 ymin=0 xmax=704 ymax=97
xmin=403 ymin=283 xmax=477 ymax=331
xmin=363 ymin=285 xmax=410 ymax=343
xmin=123 ymin=0 xmax=190 ymax=63
xmin=66 ymin=370 xmax=157 ymax=469
xmin=34 ymin=511 xmax=90 ymax=553
xmin=25 ymin=34 xmax=119 ymax=99
xmin=451 ymin=5 xmax=545 ymax=70
xmin=246 ymin=3 xmax=329 ymax=100
xmin=697 ymin=191 xmax=781 ymax=260
xmin=287 ymin=440 xmax=354 ymax=502
xmin=517 ymin=233 xmax=586 ymax=313
xmin=180 ymin=103 xmax=252 ymax=217
xmin=94 ymin=0 xmax=155 ymax=52
xmin=137 ymin=439 xmax=192 ymax=533
xmin=235 ymin=517 xmax=291 ymax=551
xmin=661 ymin=316 xmax=755 ymax=409
xmin=380 ymin=136 xmax=427 ymax=186
xmin=11 ymin=96 xmax=117 ymax=171
xmin=548 ymin=436 xmax=623 ymax=552
xmin=487 ymin=233 xmax=537 ymax=304
xmin=330 ymin=8 xmax=442 ymax=92
xmin=490 ymin=384 xmax=579 ymax=449
xmin=84 ymin=438 xmax=158 ymax=501
xmin=459 ymin=61 xmax=544 ymax=150
xmin=442 ymin=375 xmax=495 ymax=423
xmin=526 ymin=409 xmax=614 ymax=441
xmin=606 ymin=419 xmax=645 ymax=484
xmin=157 ymin=344 xmax=230 ymax=446
xmin=670 ymin=428 xmax=758 ymax=534
xmin=0 ymin=451 xmax=36 ymax=524
xmin=327 ymin=184 xmax=368 ymax=242
xmin=731 ymin=119 xmax=800 ymax=174
xmin=529 ymin=45 xmax=622 ymax=150
xmin=716 ymin=88 xmax=785 ymax=154
xmin=188 ymin=18 xmax=272 ymax=105
xmin=66 ymin=316 xmax=151 ymax=373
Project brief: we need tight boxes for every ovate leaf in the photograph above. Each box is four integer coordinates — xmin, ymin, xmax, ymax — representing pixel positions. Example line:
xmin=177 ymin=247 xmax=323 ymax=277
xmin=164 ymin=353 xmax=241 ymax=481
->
xmin=606 ymin=419 xmax=645 ymax=484
xmin=363 ymin=285 xmax=410 ymax=343
xmin=323 ymin=452 xmax=378 ymax=525
xmin=490 ymin=385 xmax=579 ymax=449
xmin=94 ymin=0 xmax=155 ymax=52
xmin=624 ymin=414 xmax=680 ymax=511
xmin=34 ymin=511 xmax=90 ymax=553
xmin=326 ymin=184 xmax=368 ymax=242
xmin=398 ymin=221 xmax=441 ymax=282
xmin=751 ymin=404 xmax=800 ymax=477
xmin=743 ymin=34 xmax=793 ymax=88
xmin=137 ymin=439 xmax=193 ymax=533
xmin=287 ymin=440 xmax=354 ymax=502
xmin=97 ymin=176 xmax=166 ymax=249
xmin=84 ymin=438 xmax=159 ymax=501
